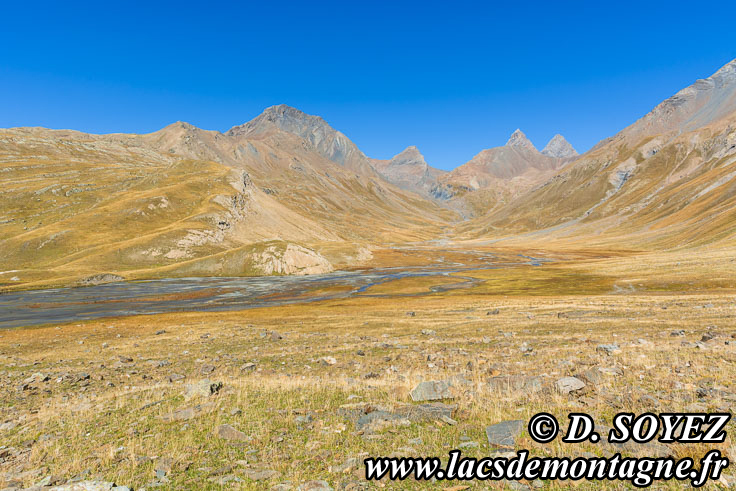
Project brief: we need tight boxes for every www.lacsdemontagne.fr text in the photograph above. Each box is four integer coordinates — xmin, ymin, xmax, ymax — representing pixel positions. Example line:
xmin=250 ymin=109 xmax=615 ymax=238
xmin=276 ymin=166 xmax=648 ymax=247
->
xmin=365 ymin=449 xmax=728 ymax=487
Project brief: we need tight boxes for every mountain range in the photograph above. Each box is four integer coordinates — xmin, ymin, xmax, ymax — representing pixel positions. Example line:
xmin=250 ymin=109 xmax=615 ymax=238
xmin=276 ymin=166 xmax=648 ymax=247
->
xmin=1 ymin=58 xmax=735 ymax=289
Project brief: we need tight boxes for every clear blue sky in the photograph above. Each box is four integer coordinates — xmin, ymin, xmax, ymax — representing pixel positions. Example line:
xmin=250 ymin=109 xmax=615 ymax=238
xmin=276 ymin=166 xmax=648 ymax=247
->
xmin=1 ymin=1 xmax=735 ymax=170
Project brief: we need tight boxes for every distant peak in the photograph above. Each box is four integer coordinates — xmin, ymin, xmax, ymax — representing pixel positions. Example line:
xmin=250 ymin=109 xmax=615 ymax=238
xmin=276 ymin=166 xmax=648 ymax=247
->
xmin=165 ymin=121 xmax=197 ymax=130
xmin=395 ymin=145 xmax=422 ymax=158
xmin=541 ymin=134 xmax=578 ymax=158
xmin=261 ymin=104 xmax=312 ymax=119
xmin=506 ymin=129 xmax=537 ymax=152
xmin=226 ymin=104 xmax=329 ymax=138
xmin=390 ymin=145 xmax=427 ymax=166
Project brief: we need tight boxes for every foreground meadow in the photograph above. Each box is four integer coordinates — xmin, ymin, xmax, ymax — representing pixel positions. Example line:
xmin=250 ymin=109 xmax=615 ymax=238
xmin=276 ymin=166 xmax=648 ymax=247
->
xmin=1 ymin=248 xmax=735 ymax=490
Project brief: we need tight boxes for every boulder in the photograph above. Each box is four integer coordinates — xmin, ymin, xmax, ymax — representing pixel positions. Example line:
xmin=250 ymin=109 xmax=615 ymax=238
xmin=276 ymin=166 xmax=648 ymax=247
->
xmin=183 ymin=379 xmax=222 ymax=400
xmin=216 ymin=424 xmax=251 ymax=442
xmin=555 ymin=376 xmax=585 ymax=394
xmin=486 ymin=420 xmax=525 ymax=449
xmin=410 ymin=380 xmax=452 ymax=401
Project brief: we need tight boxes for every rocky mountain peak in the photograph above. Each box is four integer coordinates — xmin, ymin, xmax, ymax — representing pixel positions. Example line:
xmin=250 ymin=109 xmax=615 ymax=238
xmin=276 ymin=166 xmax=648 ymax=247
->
xmin=226 ymin=104 xmax=329 ymax=138
xmin=225 ymin=105 xmax=367 ymax=168
xmin=541 ymin=134 xmax=578 ymax=158
xmin=390 ymin=146 xmax=426 ymax=166
xmin=506 ymin=129 xmax=537 ymax=152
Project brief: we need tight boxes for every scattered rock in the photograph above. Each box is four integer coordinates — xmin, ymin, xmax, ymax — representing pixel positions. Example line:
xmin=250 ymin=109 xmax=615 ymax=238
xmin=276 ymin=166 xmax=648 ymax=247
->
xmin=216 ymin=424 xmax=252 ymax=442
xmin=46 ymin=481 xmax=131 ymax=490
xmin=487 ymin=376 xmax=542 ymax=395
xmin=0 ymin=420 xmax=18 ymax=431
xmin=159 ymin=403 xmax=215 ymax=422
xmin=77 ymin=274 xmax=124 ymax=286
xmin=24 ymin=372 xmax=49 ymax=384
xmin=244 ymin=469 xmax=281 ymax=480
xmin=578 ymin=368 xmax=603 ymax=385
xmin=298 ymin=481 xmax=333 ymax=491
xmin=486 ymin=420 xmax=525 ymax=449
xmin=339 ymin=401 xmax=455 ymax=431
xmin=598 ymin=367 xmax=623 ymax=377
xmin=183 ymin=379 xmax=222 ymax=400
xmin=155 ymin=456 xmax=173 ymax=476
xmin=500 ymin=479 xmax=531 ymax=490
xmin=555 ymin=376 xmax=585 ymax=394
xmin=410 ymin=380 xmax=453 ymax=401
xmin=639 ymin=394 xmax=660 ymax=408
xmin=329 ymin=457 xmax=358 ymax=473
xmin=261 ymin=330 xmax=283 ymax=341
xmin=596 ymin=344 xmax=621 ymax=356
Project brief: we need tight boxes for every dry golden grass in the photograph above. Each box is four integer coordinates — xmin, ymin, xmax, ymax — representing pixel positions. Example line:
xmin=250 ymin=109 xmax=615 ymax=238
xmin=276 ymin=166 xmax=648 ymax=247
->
xmin=2 ymin=252 xmax=736 ymax=489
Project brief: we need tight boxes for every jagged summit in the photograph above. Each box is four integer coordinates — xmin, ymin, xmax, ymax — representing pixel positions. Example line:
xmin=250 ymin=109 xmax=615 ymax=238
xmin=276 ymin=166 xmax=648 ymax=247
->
xmin=541 ymin=134 xmax=578 ymax=158
xmin=506 ymin=129 xmax=537 ymax=152
xmin=226 ymin=104 xmax=328 ymax=138
xmin=226 ymin=104 xmax=367 ymax=169
xmin=390 ymin=146 xmax=426 ymax=166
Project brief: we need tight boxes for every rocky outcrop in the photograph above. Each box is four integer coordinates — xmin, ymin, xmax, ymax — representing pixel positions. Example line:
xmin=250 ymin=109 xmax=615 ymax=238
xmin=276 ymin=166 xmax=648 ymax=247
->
xmin=253 ymin=244 xmax=333 ymax=275
xmin=77 ymin=274 xmax=124 ymax=286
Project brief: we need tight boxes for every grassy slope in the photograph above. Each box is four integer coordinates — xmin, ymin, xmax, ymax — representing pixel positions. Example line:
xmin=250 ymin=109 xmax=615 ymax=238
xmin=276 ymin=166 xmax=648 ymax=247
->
xmin=1 ymin=253 xmax=735 ymax=489
xmin=459 ymin=119 xmax=736 ymax=251
xmin=0 ymin=129 xmax=457 ymax=291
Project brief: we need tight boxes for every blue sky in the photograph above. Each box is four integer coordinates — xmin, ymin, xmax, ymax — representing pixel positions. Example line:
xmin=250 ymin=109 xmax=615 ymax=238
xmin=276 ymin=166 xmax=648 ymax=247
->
xmin=1 ymin=1 xmax=735 ymax=170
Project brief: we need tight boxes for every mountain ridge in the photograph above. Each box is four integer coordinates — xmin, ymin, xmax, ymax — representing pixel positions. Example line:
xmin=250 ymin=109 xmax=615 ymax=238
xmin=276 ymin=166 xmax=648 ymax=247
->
xmin=3 ymin=58 xmax=736 ymax=291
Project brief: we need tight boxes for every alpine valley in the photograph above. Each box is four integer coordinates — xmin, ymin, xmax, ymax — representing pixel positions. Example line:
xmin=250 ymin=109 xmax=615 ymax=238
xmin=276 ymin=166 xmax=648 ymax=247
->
xmin=3 ymin=59 xmax=735 ymax=291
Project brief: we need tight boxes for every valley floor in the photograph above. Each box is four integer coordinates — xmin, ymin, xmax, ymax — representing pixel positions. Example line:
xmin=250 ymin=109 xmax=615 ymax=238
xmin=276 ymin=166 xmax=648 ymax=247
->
xmin=1 ymin=248 xmax=736 ymax=490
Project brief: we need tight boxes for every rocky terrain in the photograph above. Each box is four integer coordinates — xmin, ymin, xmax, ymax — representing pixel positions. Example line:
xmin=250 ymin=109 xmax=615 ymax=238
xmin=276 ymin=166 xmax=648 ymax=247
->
xmin=1 ymin=247 xmax=736 ymax=489
xmin=3 ymin=58 xmax=736 ymax=490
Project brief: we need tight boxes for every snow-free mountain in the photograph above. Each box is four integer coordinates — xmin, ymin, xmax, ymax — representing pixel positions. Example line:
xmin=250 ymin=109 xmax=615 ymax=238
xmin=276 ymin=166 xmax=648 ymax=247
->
xmin=1 ymin=59 xmax=736 ymax=290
